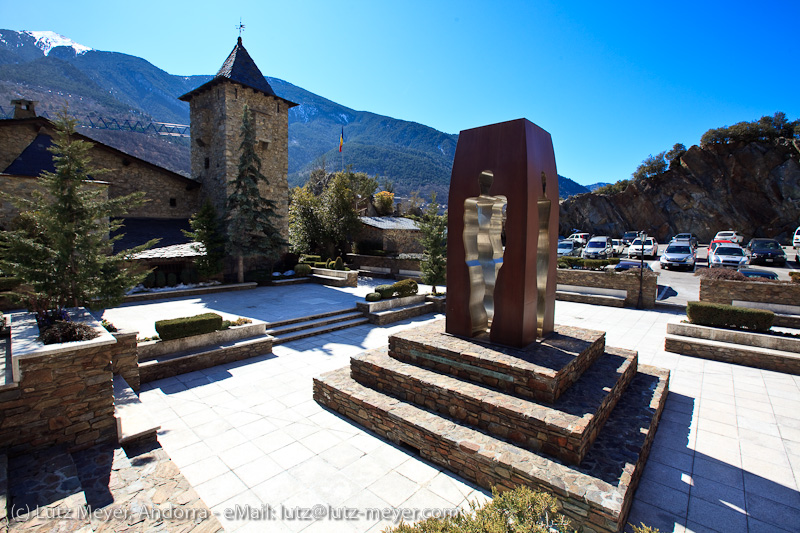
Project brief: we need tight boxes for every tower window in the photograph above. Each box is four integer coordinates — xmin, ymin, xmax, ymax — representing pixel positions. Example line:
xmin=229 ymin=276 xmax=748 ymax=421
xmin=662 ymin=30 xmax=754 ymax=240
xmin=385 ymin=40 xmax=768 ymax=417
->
xmin=169 ymin=198 xmax=177 ymax=207
xmin=204 ymin=157 xmax=210 ymax=169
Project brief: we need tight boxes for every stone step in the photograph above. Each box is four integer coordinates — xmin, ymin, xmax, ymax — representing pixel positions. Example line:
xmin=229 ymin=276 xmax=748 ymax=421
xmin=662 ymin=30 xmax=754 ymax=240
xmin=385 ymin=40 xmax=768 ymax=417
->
xmin=313 ymin=363 xmax=669 ymax=533
xmin=113 ymin=375 xmax=160 ymax=446
xmin=556 ymin=290 xmax=626 ymax=308
xmin=389 ymin=319 xmax=606 ymax=404
xmin=266 ymin=311 xmax=365 ymax=336
xmin=351 ymin=346 xmax=637 ymax=465
xmin=368 ymin=301 xmax=436 ymax=325
xmin=272 ymin=318 xmax=370 ymax=345
xmin=139 ymin=334 xmax=274 ymax=383
xmin=665 ymin=332 xmax=800 ymax=375
xmin=266 ymin=307 xmax=359 ymax=330
xmin=7 ymin=448 xmax=92 ymax=529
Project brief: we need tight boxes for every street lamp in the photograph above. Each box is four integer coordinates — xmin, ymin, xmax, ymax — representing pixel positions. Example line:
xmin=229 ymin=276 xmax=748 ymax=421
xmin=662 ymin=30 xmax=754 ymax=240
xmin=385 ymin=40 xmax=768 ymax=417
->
xmin=637 ymin=230 xmax=647 ymax=309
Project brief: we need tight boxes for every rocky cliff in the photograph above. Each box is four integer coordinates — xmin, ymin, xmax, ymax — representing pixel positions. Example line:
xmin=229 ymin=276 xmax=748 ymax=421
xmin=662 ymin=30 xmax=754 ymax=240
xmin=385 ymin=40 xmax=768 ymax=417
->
xmin=559 ymin=138 xmax=800 ymax=243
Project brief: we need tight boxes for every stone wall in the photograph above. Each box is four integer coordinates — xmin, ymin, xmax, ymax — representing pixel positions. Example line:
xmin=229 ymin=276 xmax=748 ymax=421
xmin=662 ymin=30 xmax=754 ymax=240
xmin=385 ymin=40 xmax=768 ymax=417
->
xmin=0 ymin=175 xmax=108 ymax=229
xmin=699 ymin=278 xmax=800 ymax=307
xmin=188 ymin=83 xmax=290 ymax=244
xmin=557 ymin=268 xmax=659 ymax=308
xmin=0 ymin=121 xmax=38 ymax=171
xmin=346 ymin=254 xmax=423 ymax=275
xmin=111 ymin=331 xmax=140 ymax=392
xmin=357 ymin=225 xmax=422 ymax=254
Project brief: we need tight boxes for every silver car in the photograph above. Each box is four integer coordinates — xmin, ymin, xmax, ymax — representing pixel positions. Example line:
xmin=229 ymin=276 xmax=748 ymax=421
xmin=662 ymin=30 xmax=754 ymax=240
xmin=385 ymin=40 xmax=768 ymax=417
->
xmin=557 ymin=239 xmax=581 ymax=257
xmin=659 ymin=243 xmax=696 ymax=271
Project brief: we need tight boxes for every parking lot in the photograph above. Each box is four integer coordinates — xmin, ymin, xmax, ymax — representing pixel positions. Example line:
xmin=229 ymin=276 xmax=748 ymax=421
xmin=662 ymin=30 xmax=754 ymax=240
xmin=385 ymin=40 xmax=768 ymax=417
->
xmin=621 ymin=244 xmax=798 ymax=307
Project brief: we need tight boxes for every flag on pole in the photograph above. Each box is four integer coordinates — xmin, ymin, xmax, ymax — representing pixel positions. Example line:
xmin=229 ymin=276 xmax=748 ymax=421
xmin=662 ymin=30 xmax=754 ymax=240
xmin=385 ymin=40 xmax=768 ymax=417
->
xmin=339 ymin=127 xmax=344 ymax=152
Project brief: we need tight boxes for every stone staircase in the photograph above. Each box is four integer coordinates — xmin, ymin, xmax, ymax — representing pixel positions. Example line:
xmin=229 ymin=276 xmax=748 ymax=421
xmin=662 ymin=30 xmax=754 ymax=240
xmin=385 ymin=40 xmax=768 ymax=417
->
xmin=266 ymin=307 xmax=369 ymax=345
xmin=314 ymin=319 xmax=669 ymax=533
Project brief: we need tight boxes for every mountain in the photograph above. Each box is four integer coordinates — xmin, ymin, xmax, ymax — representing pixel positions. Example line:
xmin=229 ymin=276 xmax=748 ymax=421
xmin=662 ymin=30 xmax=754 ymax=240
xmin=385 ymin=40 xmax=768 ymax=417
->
xmin=586 ymin=182 xmax=611 ymax=191
xmin=0 ymin=29 xmax=585 ymax=200
xmin=557 ymin=175 xmax=589 ymax=198
xmin=559 ymin=138 xmax=800 ymax=243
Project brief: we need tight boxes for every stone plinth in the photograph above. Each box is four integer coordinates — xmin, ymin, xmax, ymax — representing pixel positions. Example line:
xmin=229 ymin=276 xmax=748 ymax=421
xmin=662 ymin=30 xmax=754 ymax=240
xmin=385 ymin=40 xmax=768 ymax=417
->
xmin=389 ymin=320 xmax=605 ymax=403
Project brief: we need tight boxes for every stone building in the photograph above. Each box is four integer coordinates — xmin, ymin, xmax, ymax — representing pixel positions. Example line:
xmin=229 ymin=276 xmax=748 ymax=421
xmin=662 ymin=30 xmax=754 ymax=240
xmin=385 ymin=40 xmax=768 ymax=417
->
xmin=358 ymin=216 xmax=423 ymax=254
xmin=179 ymin=37 xmax=297 ymax=245
xmin=0 ymin=99 xmax=202 ymax=243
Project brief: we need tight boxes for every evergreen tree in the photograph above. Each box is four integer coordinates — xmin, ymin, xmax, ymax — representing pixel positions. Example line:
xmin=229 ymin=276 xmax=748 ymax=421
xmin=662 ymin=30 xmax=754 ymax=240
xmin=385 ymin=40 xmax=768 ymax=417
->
xmin=418 ymin=194 xmax=447 ymax=294
xmin=0 ymin=109 xmax=155 ymax=312
xmin=226 ymin=104 xmax=287 ymax=282
xmin=182 ymin=200 xmax=226 ymax=280
xmin=321 ymin=172 xmax=360 ymax=258
xmin=288 ymin=185 xmax=324 ymax=255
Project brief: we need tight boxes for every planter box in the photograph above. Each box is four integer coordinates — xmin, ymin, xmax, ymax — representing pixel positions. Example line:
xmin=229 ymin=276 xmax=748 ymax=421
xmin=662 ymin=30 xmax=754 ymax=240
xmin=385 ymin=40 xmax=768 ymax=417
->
xmin=665 ymin=321 xmax=800 ymax=374
xmin=310 ymin=268 xmax=358 ymax=287
xmin=556 ymin=268 xmax=659 ymax=308
xmin=138 ymin=320 xmax=266 ymax=362
xmin=356 ymin=294 xmax=427 ymax=314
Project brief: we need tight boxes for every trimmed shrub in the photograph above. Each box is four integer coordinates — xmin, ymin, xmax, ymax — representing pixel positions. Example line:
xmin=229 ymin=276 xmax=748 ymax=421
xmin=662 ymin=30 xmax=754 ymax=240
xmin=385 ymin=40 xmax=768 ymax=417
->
xmin=790 ymin=271 xmax=800 ymax=283
xmin=155 ymin=312 xmax=224 ymax=341
xmin=559 ymin=257 xmax=583 ymax=269
xmin=327 ymin=260 xmax=336 ymax=269
xmin=142 ymin=272 xmax=155 ymax=289
xmin=294 ymin=264 xmax=312 ymax=277
xmin=313 ymin=262 xmax=327 ymax=268
xmin=180 ymin=269 xmax=192 ymax=285
xmin=155 ymin=272 xmax=166 ymax=288
xmin=393 ymin=279 xmax=419 ymax=297
xmin=334 ymin=256 xmax=345 ymax=270
xmin=697 ymin=268 xmax=749 ymax=281
xmin=687 ymin=301 xmax=774 ymax=332
xmin=366 ymin=292 xmax=381 ymax=302
xmin=167 ymin=273 xmax=177 ymax=287
xmin=376 ymin=284 xmax=395 ymax=299
xmin=302 ymin=255 xmax=321 ymax=263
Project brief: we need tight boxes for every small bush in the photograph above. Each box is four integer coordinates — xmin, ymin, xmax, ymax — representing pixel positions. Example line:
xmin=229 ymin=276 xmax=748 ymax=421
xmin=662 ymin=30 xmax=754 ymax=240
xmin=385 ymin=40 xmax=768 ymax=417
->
xmin=167 ymin=273 xmax=177 ymax=287
xmin=314 ymin=262 xmax=327 ymax=268
xmin=155 ymin=312 xmax=224 ymax=341
xmin=790 ymin=271 xmax=800 ymax=283
xmin=376 ymin=284 xmax=395 ymax=299
xmin=39 ymin=321 xmax=99 ymax=345
xmin=155 ymin=272 xmax=166 ymax=288
xmin=101 ymin=319 xmax=117 ymax=332
xmin=142 ymin=272 xmax=155 ymax=289
xmin=687 ymin=301 xmax=774 ymax=332
xmin=294 ymin=264 xmax=312 ymax=277
xmin=302 ymin=255 xmax=321 ymax=263
xmin=366 ymin=292 xmax=381 ymax=302
xmin=326 ymin=260 xmax=335 ymax=269
xmin=334 ymin=256 xmax=345 ymax=270
xmin=559 ymin=257 xmax=583 ymax=269
xmin=393 ymin=279 xmax=419 ymax=297
xmin=697 ymin=268 xmax=749 ymax=281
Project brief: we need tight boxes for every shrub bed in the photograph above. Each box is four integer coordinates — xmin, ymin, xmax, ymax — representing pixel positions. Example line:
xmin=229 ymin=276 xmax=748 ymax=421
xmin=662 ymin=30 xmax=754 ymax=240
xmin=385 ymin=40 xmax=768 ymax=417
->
xmin=557 ymin=257 xmax=620 ymax=270
xmin=39 ymin=321 xmax=99 ymax=345
xmin=687 ymin=301 xmax=774 ymax=332
xmin=294 ymin=264 xmax=312 ymax=277
xmin=155 ymin=313 xmax=223 ymax=341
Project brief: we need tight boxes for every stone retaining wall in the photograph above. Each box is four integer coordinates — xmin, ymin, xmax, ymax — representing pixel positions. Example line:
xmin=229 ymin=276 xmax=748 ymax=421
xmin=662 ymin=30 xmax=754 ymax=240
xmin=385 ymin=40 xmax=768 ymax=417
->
xmin=557 ymin=268 xmax=659 ymax=308
xmin=346 ymin=254 xmax=423 ymax=277
xmin=111 ymin=331 xmax=140 ymax=392
xmin=699 ymin=278 xmax=800 ymax=307
xmin=138 ymin=321 xmax=266 ymax=361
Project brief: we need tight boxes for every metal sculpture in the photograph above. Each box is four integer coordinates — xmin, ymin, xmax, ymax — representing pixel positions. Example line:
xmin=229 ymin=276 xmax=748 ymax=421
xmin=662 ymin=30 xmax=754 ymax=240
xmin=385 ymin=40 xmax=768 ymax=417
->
xmin=446 ymin=119 xmax=559 ymax=348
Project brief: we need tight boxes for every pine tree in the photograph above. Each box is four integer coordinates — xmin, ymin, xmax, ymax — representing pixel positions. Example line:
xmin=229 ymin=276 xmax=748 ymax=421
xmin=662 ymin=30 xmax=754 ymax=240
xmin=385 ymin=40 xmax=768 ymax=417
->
xmin=226 ymin=104 xmax=287 ymax=282
xmin=418 ymin=194 xmax=447 ymax=294
xmin=0 ymin=109 xmax=156 ymax=312
xmin=182 ymin=199 xmax=226 ymax=280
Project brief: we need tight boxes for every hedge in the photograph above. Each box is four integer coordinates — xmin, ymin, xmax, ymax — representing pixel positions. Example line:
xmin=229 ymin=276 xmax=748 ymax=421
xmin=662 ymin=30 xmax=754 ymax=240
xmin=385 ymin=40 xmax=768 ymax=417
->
xmin=376 ymin=284 xmax=395 ymax=299
xmin=155 ymin=312 xmax=224 ymax=341
xmin=394 ymin=278 xmax=419 ymax=297
xmin=294 ymin=264 xmax=312 ymax=276
xmin=365 ymin=292 xmax=381 ymax=302
xmin=687 ymin=301 xmax=774 ymax=332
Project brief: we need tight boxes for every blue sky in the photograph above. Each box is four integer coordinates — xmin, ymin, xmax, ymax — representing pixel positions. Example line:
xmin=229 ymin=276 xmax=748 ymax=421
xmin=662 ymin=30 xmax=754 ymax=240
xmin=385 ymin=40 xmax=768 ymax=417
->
xmin=3 ymin=0 xmax=799 ymax=186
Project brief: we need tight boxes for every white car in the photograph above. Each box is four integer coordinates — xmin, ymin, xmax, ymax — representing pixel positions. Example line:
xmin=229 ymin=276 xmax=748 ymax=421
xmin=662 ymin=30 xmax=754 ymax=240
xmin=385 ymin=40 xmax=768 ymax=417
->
xmin=567 ymin=232 xmax=590 ymax=247
xmin=793 ymin=226 xmax=800 ymax=249
xmin=713 ymin=230 xmax=744 ymax=244
xmin=708 ymin=245 xmax=747 ymax=268
xmin=611 ymin=239 xmax=625 ymax=256
xmin=628 ymin=237 xmax=658 ymax=259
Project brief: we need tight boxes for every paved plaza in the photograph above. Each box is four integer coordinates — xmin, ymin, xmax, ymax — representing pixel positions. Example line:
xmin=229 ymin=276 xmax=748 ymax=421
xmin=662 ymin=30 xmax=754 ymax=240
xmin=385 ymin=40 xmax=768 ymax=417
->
xmin=100 ymin=282 xmax=800 ymax=532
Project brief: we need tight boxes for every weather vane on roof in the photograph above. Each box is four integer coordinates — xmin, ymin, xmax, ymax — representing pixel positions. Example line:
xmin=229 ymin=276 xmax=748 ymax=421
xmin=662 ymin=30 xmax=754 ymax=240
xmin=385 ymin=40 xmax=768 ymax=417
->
xmin=236 ymin=18 xmax=245 ymax=38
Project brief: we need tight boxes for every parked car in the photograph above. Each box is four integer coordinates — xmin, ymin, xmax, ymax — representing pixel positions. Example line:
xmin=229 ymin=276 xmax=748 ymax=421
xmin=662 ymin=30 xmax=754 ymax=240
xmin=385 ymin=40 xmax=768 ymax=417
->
xmin=671 ymin=233 xmax=698 ymax=249
xmin=713 ymin=230 xmax=744 ymax=244
xmin=793 ymin=226 xmax=800 ymax=249
xmin=745 ymin=238 xmax=786 ymax=266
xmin=614 ymin=260 xmax=653 ymax=272
xmin=582 ymin=236 xmax=613 ymax=259
xmin=567 ymin=232 xmax=591 ymax=247
xmin=708 ymin=245 xmax=747 ymax=268
xmin=708 ymin=239 xmax=734 ymax=255
xmin=622 ymin=231 xmax=639 ymax=245
xmin=557 ymin=239 xmax=581 ymax=257
xmin=611 ymin=239 xmax=625 ymax=256
xmin=659 ymin=243 xmax=696 ymax=271
xmin=628 ymin=237 xmax=658 ymax=259
xmin=737 ymin=267 xmax=779 ymax=280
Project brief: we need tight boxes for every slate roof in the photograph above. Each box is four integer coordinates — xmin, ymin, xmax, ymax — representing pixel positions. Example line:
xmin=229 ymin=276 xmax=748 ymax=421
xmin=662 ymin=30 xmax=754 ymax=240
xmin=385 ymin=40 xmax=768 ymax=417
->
xmin=3 ymin=133 xmax=56 ymax=176
xmin=112 ymin=217 xmax=193 ymax=254
xmin=179 ymin=38 xmax=297 ymax=107
xmin=359 ymin=216 xmax=420 ymax=231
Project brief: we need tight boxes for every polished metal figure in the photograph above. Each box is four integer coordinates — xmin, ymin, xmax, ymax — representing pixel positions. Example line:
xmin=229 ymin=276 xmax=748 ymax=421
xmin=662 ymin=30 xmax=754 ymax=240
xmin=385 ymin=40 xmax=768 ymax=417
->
xmin=463 ymin=171 xmax=507 ymax=335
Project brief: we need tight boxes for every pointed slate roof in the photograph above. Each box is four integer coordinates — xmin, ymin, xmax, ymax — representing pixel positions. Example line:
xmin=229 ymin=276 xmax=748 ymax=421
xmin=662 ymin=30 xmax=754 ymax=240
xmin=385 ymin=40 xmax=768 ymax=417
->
xmin=3 ymin=133 xmax=56 ymax=176
xmin=180 ymin=38 xmax=296 ymax=106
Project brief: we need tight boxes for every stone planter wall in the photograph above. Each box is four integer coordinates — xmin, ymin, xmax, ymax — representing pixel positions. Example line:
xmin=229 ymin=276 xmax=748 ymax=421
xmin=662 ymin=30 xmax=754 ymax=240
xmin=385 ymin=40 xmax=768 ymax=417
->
xmin=111 ymin=330 xmax=140 ymax=392
xmin=346 ymin=254 xmax=423 ymax=277
xmin=356 ymin=294 xmax=427 ymax=314
xmin=310 ymin=268 xmax=358 ymax=287
xmin=699 ymin=278 xmax=800 ymax=306
xmin=138 ymin=321 xmax=266 ymax=362
xmin=557 ymin=268 xmax=659 ymax=308
xmin=0 ymin=310 xmax=120 ymax=455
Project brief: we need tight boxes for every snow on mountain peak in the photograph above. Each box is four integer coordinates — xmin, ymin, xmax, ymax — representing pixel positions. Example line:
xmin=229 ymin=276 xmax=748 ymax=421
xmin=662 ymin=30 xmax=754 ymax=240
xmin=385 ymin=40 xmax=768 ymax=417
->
xmin=24 ymin=30 xmax=92 ymax=56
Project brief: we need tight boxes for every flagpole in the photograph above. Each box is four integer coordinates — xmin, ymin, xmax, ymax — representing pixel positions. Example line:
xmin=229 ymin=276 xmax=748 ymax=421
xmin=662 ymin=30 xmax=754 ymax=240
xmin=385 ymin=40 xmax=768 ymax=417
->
xmin=340 ymin=126 xmax=345 ymax=172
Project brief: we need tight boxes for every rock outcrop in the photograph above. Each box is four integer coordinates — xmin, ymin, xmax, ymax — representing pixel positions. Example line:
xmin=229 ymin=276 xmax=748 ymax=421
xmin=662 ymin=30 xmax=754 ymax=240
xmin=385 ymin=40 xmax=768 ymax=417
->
xmin=560 ymin=139 xmax=800 ymax=243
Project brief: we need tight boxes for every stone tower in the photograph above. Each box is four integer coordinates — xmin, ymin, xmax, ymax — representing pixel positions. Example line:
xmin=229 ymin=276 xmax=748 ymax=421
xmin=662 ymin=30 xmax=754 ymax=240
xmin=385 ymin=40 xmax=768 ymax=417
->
xmin=179 ymin=37 xmax=297 ymax=244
